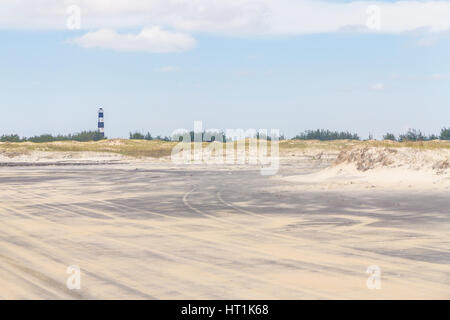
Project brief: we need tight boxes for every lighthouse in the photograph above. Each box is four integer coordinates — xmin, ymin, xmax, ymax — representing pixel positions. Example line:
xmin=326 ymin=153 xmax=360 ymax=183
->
xmin=98 ymin=107 xmax=104 ymax=137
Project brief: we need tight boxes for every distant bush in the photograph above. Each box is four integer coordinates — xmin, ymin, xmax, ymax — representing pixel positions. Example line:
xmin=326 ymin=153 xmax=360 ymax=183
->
xmin=129 ymin=131 xmax=155 ymax=140
xmin=293 ymin=129 xmax=360 ymax=141
xmin=440 ymin=127 xmax=450 ymax=140
xmin=129 ymin=132 xmax=145 ymax=140
xmin=0 ymin=134 xmax=23 ymax=142
xmin=27 ymin=134 xmax=57 ymax=143
xmin=154 ymin=135 xmax=171 ymax=141
xmin=71 ymin=131 xmax=105 ymax=142
xmin=398 ymin=129 xmax=422 ymax=141
xmin=255 ymin=132 xmax=285 ymax=141
xmin=0 ymin=131 xmax=105 ymax=143
xmin=383 ymin=133 xmax=396 ymax=141
xmin=172 ymin=130 xmax=226 ymax=142
xmin=144 ymin=132 xmax=153 ymax=140
xmin=27 ymin=131 xmax=105 ymax=142
xmin=397 ymin=129 xmax=438 ymax=142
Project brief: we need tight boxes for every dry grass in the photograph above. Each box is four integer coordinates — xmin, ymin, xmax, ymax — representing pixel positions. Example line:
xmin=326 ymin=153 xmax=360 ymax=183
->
xmin=359 ymin=139 xmax=450 ymax=150
xmin=0 ymin=139 xmax=178 ymax=158
xmin=1 ymin=139 xmax=449 ymax=159
xmin=280 ymin=139 xmax=450 ymax=151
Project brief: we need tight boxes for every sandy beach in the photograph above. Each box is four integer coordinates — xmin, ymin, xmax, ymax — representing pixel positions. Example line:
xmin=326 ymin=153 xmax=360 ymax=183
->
xmin=0 ymin=143 xmax=449 ymax=299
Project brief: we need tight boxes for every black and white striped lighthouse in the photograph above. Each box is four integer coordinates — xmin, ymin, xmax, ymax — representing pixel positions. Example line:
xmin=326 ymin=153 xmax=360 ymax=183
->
xmin=98 ymin=107 xmax=104 ymax=137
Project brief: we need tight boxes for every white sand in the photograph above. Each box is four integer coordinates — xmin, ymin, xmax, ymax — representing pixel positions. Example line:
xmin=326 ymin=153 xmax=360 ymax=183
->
xmin=282 ymin=147 xmax=450 ymax=191
xmin=0 ymin=151 xmax=127 ymax=164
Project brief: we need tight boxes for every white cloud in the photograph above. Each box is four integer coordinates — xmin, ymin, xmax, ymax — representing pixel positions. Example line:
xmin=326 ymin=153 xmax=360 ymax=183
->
xmin=370 ymin=83 xmax=385 ymax=91
xmin=4 ymin=0 xmax=450 ymax=53
xmin=1 ymin=0 xmax=450 ymax=35
xmin=71 ymin=27 xmax=196 ymax=53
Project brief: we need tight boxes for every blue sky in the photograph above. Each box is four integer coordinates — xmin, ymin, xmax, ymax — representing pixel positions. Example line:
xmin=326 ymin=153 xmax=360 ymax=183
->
xmin=0 ymin=0 xmax=449 ymax=139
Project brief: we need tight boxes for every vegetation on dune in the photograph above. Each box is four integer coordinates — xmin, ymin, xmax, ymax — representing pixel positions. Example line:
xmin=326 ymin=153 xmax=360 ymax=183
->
xmin=171 ymin=130 xmax=226 ymax=142
xmin=0 ymin=138 xmax=449 ymax=160
xmin=1 ymin=127 xmax=449 ymax=159
xmin=361 ymin=140 xmax=450 ymax=150
xmin=0 ymin=131 xmax=105 ymax=143
xmin=291 ymin=127 xmax=449 ymax=143
xmin=382 ymin=128 xmax=449 ymax=142
xmin=382 ymin=133 xmax=396 ymax=141
xmin=169 ymin=130 xmax=284 ymax=142
xmin=129 ymin=131 xmax=171 ymax=141
xmin=0 ymin=139 xmax=178 ymax=158
xmin=398 ymin=129 xmax=437 ymax=142
xmin=0 ymin=134 xmax=22 ymax=142
xmin=293 ymin=129 xmax=360 ymax=141
xmin=129 ymin=131 xmax=151 ymax=140
xmin=280 ymin=139 xmax=450 ymax=152
xmin=440 ymin=127 xmax=450 ymax=140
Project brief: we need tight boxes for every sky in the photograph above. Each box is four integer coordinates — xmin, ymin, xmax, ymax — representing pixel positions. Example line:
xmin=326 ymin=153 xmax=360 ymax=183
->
xmin=0 ymin=0 xmax=449 ymax=139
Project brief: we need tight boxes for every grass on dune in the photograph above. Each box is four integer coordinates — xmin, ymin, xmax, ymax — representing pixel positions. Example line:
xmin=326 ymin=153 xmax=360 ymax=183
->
xmin=359 ymin=139 xmax=450 ymax=150
xmin=0 ymin=139 xmax=178 ymax=158
xmin=280 ymin=139 xmax=450 ymax=151
xmin=0 ymin=139 xmax=449 ymax=159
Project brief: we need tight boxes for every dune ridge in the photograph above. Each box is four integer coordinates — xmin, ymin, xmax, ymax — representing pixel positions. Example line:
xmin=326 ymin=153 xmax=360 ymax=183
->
xmin=283 ymin=146 xmax=450 ymax=191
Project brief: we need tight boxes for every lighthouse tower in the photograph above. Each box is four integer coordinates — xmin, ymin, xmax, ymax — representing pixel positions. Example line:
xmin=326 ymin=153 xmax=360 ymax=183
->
xmin=98 ymin=107 xmax=104 ymax=137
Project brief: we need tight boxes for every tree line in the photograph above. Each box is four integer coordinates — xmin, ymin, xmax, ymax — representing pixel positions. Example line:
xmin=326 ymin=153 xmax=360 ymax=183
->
xmin=0 ymin=131 xmax=105 ymax=143
xmin=130 ymin=130 xmax=224 ymax=142
xmin=293 ymin=129 xmax=360 ymax=141
xmin=130 ymin=130 xmax=286 ymax=142
xmin=1 ymin=127 xmax=449 ymax=143
xmin=292 ymin=128 xmax=450 ymax=141
xmin=382 ymin=128 xmax=450 ymax=142
xmin=129 ymin=132 xmax=171 ymax=141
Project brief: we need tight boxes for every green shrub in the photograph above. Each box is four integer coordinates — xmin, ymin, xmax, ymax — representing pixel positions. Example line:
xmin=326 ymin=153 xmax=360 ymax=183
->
xmin=1 ymin=131 xmax=105 ymax=143
xmin=0 ymin=134 xmax=23 ymax=142
xmin=129 ymin=132 xmax=145 ymax=139
xmin=293 ymin=129 xmax=360 ymax=141
xmin=383 ymin=133 xmax=396 ymax=141
xmin=129 ymin=131 xmax=155 ymax=140
xmin=398 ymin=129 xmax=438 ymax=142
xmin=71 ymin=131 xmax=105 ymax=141
xmin=440 ymin=127 xmax=450 ymax=140
xmin=155 ymin=135 xmax=171 ymax=141
xmin=144 ymin=132 xmax=153 ymax=140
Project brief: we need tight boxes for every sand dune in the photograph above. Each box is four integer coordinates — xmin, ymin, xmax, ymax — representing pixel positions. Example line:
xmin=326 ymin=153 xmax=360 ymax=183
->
xmin=283 ymin=146 xmax=450 ymax=191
